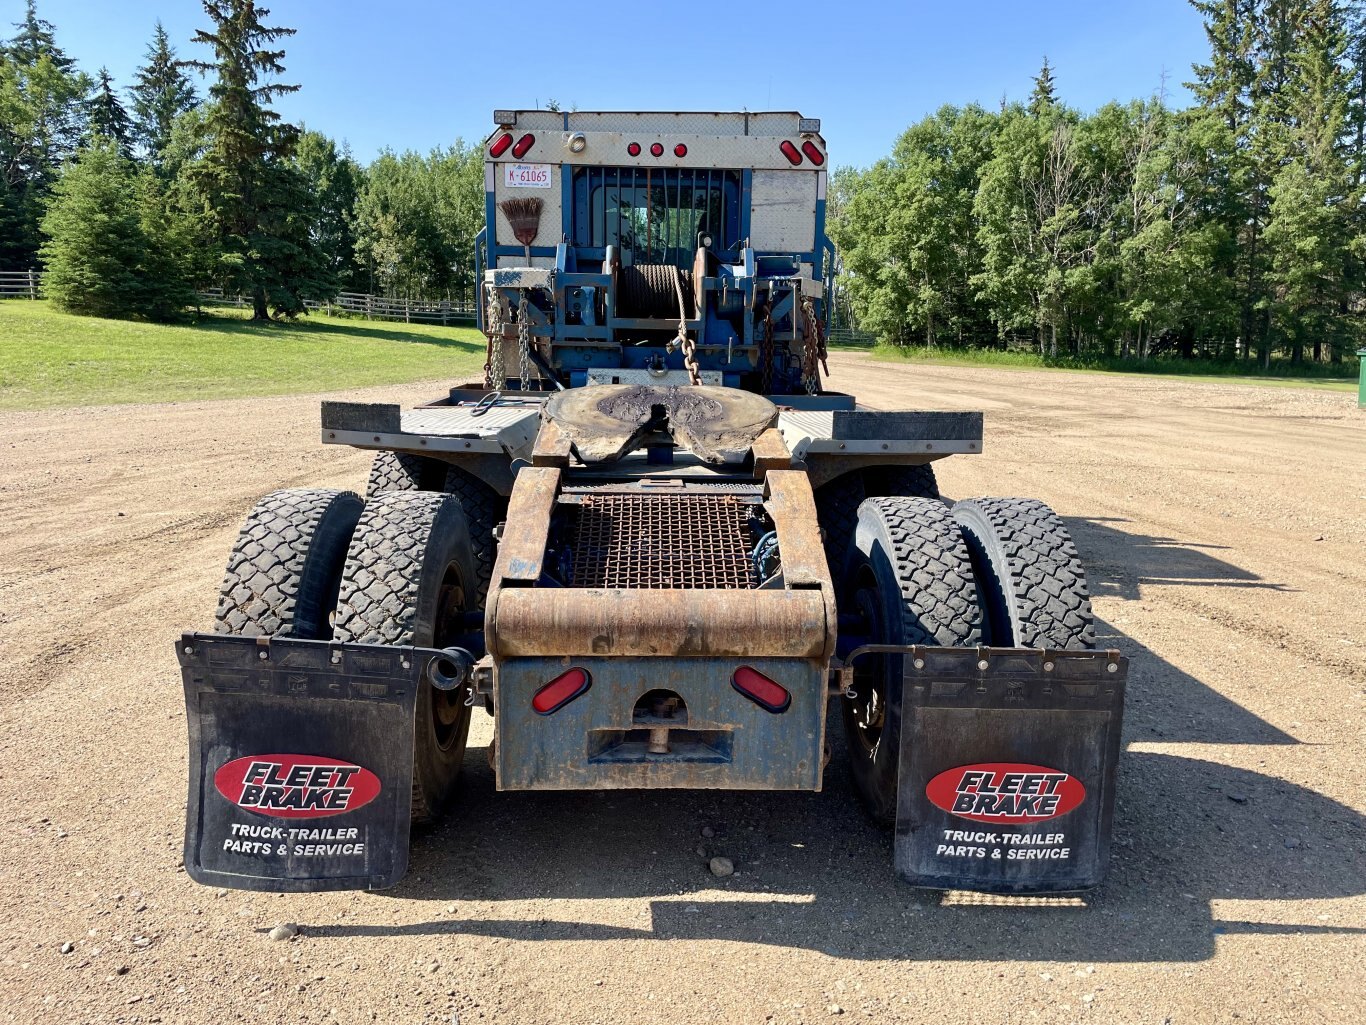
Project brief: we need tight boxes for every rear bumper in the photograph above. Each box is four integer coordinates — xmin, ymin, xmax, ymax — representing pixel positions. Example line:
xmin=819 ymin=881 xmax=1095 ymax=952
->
xmin=493 ymin=656 xmax=826 ymax=791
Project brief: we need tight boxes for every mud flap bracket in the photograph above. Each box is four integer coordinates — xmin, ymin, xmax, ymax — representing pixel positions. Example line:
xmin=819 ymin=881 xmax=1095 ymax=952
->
xmin=881 ymin=646 xmax=1127 ymax=894
xmin=178 ymin=633 xmax=456 ymax=892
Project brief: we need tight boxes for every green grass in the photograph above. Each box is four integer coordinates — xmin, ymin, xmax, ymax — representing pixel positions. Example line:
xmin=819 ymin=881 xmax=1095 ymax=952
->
xmin=865 ymin=341 xmax=1359 ymax=392
xmin=0 ymin=300 xmax=487 ymax=411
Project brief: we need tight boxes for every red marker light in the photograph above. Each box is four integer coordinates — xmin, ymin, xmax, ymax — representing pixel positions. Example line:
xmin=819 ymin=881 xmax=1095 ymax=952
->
xmin=779 ymin=141 xmax=802 ymax=165
xmin=532 ymin=668 xmax=591 ymax=715
xmin=731 ymin=666 xmax=791 ymax=713
xmin=511 ymin=133 xmax=536 ymax=159
xmin=674 ymin=143 xmax=688 ymax=157
xmin=800 ymin=141 xmax=825 ymax=166
xmin=489 ymin=133 xmax=513 ymax=157
xmin=650 ymin=142 xmax=664 ymax=157
xmin=627 ymin=142 xmax=641 ymax=156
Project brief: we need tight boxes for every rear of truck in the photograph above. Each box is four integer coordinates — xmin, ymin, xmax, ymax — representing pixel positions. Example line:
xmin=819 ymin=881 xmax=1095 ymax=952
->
xmin=179 ymin=110 xmax=1126 ymax=898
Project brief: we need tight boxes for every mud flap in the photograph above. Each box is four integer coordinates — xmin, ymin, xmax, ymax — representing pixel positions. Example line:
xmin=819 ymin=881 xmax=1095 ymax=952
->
xmin=178 ymin=633 xmax=438 ymax=892
xmin=893 ymin=647 xmax=1127 ymax=894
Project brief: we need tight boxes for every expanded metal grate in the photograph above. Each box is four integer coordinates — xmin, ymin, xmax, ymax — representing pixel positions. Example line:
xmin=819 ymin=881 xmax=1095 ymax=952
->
xmin=568 ymin=494 xmax=756 ymax=589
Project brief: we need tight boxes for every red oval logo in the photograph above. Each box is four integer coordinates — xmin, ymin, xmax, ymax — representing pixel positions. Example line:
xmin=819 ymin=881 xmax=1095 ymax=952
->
xmin=926 ymin=762 xmax=1085 ymax=824
xmin=213 ymin=754 xmax=381 ymax=819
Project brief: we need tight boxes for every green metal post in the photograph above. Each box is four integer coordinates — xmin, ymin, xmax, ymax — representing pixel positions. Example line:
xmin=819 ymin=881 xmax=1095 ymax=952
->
xmin=1359 ymin=348 xmax=1366 ymax=409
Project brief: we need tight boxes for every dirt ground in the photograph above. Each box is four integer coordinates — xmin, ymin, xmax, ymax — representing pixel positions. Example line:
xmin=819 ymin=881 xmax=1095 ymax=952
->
xmin=0 ymin=355 xmax=1363 ymax=1025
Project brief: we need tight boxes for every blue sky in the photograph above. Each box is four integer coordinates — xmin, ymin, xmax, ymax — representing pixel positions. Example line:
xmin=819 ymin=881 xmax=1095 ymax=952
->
xmin=26 ymin=0 xmax=1210 ymax=168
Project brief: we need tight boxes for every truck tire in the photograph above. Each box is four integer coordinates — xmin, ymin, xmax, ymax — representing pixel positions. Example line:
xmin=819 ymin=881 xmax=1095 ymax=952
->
xmin=864 ymin=463 xmax=939 ymax=502
xmin=367 ymin=450 xmax=444 ymax=496
xmin=214 ymin=489 xmax=363 ymax=639
xmin=951 ymin=498 xmax=1094 ymax=649
xmin=842 ymin=496 xmax=982 ymax=826
xmin=814 ymin=471 xmax=868 ymax=575
xmin=332 ymin=492 xmax=480 ymax=823
xmin=814 ymin=464 xmax=941 ymax=577
xmin=443 ymin=465 xmax=507 ymax=605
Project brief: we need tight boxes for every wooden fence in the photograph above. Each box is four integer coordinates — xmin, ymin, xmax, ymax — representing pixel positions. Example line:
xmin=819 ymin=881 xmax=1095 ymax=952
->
xmin=0 ymin=270 xmax=40 ymax=299
xmin=0 ymin=271 xmax=478 ymax=326
xmin=197 ymin=289 xmax=478 ymax=325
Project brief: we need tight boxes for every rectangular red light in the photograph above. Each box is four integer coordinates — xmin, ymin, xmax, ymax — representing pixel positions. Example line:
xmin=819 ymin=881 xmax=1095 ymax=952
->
xmin=800 ymin=141 xmax=825 ymax=166
xmin=779 ymin=141 xmax=802 ymax=165
xmin=489 ymin=133 xmax=513 ymax=157
xmin=511 ymin=133 xmax=536 ymax=159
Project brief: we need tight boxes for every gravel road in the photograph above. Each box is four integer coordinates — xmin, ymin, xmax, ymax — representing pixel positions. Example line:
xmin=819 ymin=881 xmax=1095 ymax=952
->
xmin=0 ymin=355 xmax=1362 ymax=1024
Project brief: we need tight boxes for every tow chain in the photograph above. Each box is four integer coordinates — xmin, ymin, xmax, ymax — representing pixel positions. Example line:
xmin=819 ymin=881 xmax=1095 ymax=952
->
xmin=799 ymin=290 xmax=828 ymax=395
xmin=516 ymin=289 xmax=535 ymax=391
xmin=760 ymin=300 xmax=775 ymax=394
xmin=484 ymin=285 xmax=506 ymax=389
xmin=672 ymin=266 xmax=701 ymax=385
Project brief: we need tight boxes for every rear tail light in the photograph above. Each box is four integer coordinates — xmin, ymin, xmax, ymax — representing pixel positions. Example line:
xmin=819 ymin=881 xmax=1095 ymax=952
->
xmin=731 ymin=666 xmax=791 ymax=713
xmin=800 ymin=141 xmax=825 ymax=166
xmin=511 ymin=133 xmax=535 ymax=159
xmin=627 ymin=142 xmax=641 ymax=156
xmin=532 ymin=668 xmax=591 ymax=715
xmin=489 ymin=133 xmax=513 ymax=157
xmin=779 ymin=141 xmax=802 ymax=165
xmin=650 ymin=142 xmax=664 ymax=157
xmin=674 ymin=143 xmax=688 ymax=157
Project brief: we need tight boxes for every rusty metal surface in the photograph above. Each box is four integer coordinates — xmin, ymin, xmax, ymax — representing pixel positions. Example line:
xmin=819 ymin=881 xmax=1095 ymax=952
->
xmin=750 ymin=427 xmax=793 ymax=478
xmin=486 ymin=467 xmax=560 ymax=592
xmin=531 ymin=419 xmax=572 ymax=467
xmin=544 ymin=384 xmax=777 ymax=464
xmin=491 ymin=588 xmax=827 ymax=658
xmin=493 ymin=655 xmax=825 ymax=791
xmin=567 ymin=493 xmax=756 ymax=589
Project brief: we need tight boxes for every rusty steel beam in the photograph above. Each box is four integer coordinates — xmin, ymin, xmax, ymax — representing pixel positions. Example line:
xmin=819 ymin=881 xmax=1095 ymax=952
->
xmin=491 ymin=588 xmax=827 ymax=658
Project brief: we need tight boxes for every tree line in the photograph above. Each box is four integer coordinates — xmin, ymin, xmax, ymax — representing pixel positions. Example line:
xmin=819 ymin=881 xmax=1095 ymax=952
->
xmin=830 ymin=0 xmax=1366 ymax=367
xmin=0 ymin=0 xmax=484 ymax=321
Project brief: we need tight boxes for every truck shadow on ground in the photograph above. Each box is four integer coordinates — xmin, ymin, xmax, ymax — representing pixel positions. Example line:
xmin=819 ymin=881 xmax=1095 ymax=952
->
xmin=1064 ymin=516 xmax=1293 ymax=599
xmin=312 ymin=743 xmax=1364 ymax=962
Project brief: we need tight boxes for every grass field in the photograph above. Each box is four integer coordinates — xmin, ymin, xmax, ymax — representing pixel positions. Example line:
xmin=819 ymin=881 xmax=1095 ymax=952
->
xmin=864 ymin=341 xmax=1359 ymax=391
xmin=0 ymin=301 xmax=486 ymax=411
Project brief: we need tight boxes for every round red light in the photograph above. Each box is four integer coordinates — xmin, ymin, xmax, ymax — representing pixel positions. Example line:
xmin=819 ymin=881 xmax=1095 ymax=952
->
xmin=674 ymin=143 xmax=688 ymax=157
xmin=627 ymin=142 xmax=641 ymax=156
xmin=650 ymin=142 xmax=664 ymax=157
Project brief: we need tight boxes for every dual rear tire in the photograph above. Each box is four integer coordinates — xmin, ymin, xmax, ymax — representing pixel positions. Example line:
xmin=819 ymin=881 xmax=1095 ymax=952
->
xmin=213 ymin=475 xmax=488 ymax=824
xmin=840 ymin=495 xmax=1094 ymax=825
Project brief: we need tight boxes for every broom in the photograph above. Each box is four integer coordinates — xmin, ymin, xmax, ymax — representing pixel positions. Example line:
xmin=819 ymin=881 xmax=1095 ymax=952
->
xmin=499 ymin=197 xmax=543 ymax=263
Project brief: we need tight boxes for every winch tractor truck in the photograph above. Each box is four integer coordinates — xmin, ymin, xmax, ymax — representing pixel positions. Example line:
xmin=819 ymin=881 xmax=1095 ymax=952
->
xmin=179 ymin=110 xmax=1126 ymax=895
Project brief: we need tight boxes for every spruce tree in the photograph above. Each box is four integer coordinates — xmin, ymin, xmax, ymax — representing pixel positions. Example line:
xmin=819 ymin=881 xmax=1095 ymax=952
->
xmin=130 ymin=21 xmax=198 ymax=167
xmin=88 ymin=67 xmax=133 ymax=157
xmin=1028 ymin=57 xmax=1058 ymax=117
xmin=38 ymin=141 xmax=147 ymax=317
xmin=183 ymin=0 xmax=333 ymax=319
xmin=6 ymin=0 xmax=74 ymax=71
xmin=1 ymin=0 xmax=90 ymax=268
